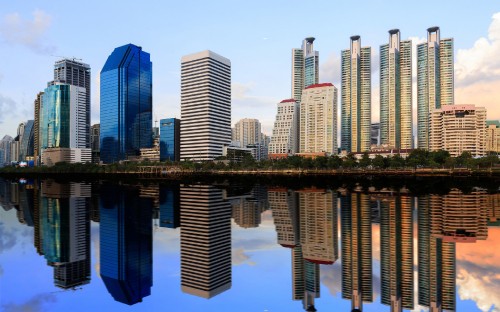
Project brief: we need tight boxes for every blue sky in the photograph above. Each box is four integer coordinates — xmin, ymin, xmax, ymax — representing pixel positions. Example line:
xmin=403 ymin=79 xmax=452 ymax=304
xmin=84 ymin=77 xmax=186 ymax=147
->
xmin=0 ymin=1 xmax=499 ymax=137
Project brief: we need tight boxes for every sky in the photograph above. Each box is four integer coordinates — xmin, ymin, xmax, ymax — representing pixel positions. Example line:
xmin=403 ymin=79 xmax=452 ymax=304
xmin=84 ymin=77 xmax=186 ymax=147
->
xmin=0 ymin=1 xmax=499 ymax=138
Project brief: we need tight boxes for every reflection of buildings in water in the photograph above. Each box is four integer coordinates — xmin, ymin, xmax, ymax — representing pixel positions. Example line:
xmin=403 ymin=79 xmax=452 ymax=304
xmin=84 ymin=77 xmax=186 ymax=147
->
xmin=340 ymin=191 xmax=373 ymax=311
xmin=229 ymin=185 xmax=268 ymax=229
xmin=100 ymin=184 xmax=153 ymax=305
xmin=298 ymin=188 xmax=338 ymax=265
xmin=270 ymin=187 xmax=335 ymax=311
xmin=431 ymin=189 xmax=488 ymax=242
xmin=139 ymin=185 xmax=160 ymax=210
xmin=487 ymin=193 xmax=500 ymax=226
xmin=40 ymin=180 xmax=91 ymax=289
xmin=378 ymin=194 xmax=414 ymax=311
xmin=180 ymin=185 xmax=232 ymax=298
xmin=418 ymin=196 xmax=456 ymax=312
xmin=159 ymin=185 xmax=180 ymax=229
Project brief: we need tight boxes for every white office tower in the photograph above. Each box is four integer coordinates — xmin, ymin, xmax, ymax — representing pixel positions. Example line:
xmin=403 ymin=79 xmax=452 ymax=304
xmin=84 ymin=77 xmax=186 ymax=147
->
xmin=429 ymin=104 xmax=486 ymax=157
xmin=380 ymin=29 xmax=413 ymax=149
xmin=300 ymin=83 xmax=337 ymax=154
xmin=180 ymin=51 xmax=231 ymax=161
xmin=268 ymin=99 xmax=300 ymax=157
xmin=417 ymin=27 xmax=454 ymax=149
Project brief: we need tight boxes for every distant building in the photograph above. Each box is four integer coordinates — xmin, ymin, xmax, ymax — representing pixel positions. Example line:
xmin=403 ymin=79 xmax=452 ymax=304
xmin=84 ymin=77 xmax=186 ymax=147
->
xmin=19 ymin=120 xmax=35 ymax=162
xmin=300 ymin=83 xmax=337 ymax=155
xmin=90 ymin=124 xmax=100 ymax=163
xmin=180 ymin=50 xmax=231 ymax=161
xmin=370 ymin=123 xmax=380 ymax=146
xmin=42 ymin=148 xmax=91 ymax=166
xmin=159 ymin=118 xmax=180 ymax=162
xmin=417 ymin=27 xmax=454 ymax=149
xmin=0 ymin=135 xmax=13 ymax=166
xmin=34 ymin=92 xmax=44 ymax=165
xmin=486 ymin=120 xmax=500 ymax=153
xmin=341 ymin=36 xmax=371 ymax=153
xmin=429 ymin=104 xmax=486 ymax=157
xmin=268 ymin=99 xmax=299 ymax=158
xmin=100 ymin=44 xmax=153 ymax=163
xmin=380 ymin=29 xmax=413 ymax=149
xmin=232 ymin=118 xmax=262 ymax=147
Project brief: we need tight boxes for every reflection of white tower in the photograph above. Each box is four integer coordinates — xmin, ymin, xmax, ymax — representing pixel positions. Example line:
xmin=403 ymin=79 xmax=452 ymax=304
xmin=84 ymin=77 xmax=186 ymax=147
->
xmin=298 ymin=188 xmax=338 ymax=265
xmin=180 ymin=185 xmax=232 ymax=298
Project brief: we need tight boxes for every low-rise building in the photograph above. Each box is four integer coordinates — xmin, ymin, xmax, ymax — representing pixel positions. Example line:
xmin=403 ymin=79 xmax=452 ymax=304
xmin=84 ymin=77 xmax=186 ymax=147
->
xmin=41 ymin=148 xmax=91 ymax=166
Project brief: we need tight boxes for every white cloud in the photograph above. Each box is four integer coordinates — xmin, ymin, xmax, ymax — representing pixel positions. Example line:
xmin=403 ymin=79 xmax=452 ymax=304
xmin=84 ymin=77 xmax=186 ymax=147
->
xmin=232 ymin=248 xmax=256 ymax=266
xmin=456 ymin=13 xmax=500 ymax=87
xmin=457 ymin=267 xmax=500 ymax=312
xmin=0 ymin=10 xmax=56 ymax=54
xmin=2 ymin=293 xmax=57 ymax=312
xmin=0 ymin=94 xmax=18 ymax=124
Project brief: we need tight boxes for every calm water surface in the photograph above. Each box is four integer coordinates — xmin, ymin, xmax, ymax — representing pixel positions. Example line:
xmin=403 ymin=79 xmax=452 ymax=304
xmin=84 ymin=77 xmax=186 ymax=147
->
xmin=0 ymin=177 xmax=499 ymax=312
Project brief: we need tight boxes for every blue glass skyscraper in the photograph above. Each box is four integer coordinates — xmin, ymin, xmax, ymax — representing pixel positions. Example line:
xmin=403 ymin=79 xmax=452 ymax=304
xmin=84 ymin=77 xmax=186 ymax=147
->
xmin=159 ymin=118 xmax=180 ymax=162
xmin=100 ymin=184 xmax=153 ymax=305
xmin=100 ymin=44 xmax=152 ymax=163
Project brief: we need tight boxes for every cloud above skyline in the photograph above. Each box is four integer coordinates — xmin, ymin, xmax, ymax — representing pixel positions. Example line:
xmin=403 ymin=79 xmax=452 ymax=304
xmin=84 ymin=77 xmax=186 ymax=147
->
xmin=0 ymin=10 xmax=56 ymax=54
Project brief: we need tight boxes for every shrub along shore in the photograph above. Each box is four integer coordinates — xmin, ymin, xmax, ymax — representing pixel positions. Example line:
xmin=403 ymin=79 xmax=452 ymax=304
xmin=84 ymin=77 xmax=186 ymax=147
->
xmin=1 ymin=150 xmax=499 ymax=177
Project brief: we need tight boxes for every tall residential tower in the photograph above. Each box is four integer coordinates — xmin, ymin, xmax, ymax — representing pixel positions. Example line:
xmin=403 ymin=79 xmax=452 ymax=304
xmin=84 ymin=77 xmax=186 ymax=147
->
xmin=417 ymin=27 xmax=454 ymax=149
xmin=341 ymin=36 xmax=371 ymax=153
xmin=380 ymin=30 xmax=413 ymax=149
xmin=292 ymin=37 xmax=319 ymax=102
xmin=180 ymin=51 xmax=231 ymax=161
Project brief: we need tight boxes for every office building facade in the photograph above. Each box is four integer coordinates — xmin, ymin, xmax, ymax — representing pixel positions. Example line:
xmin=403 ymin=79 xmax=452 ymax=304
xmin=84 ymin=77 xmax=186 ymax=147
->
xmin=380 ymin=30 xmax=413 ymax=149
xmin=429 ymin=104 xmax=486 ymax=157
xmin=100 ymin=44 xmax=153 ymax=163
xmin=159 ymin=118 xmax=180 ymax=162
xmin=34 ymin=91 xmax=44 ymax=165
xmin=180 ymin=50 xmax=231 ymax=161
xmin=232 ymin=118 xmax=262 ymax=147
xmin=299 ymin=83 xmax=337 ymax=154
xmin=341 ymin=36 xmax=371 ymax=153
xmin=417 ymin=27 xmax=454 ymax=149
xmin=269 ymin=99 xmax=299 ymax=157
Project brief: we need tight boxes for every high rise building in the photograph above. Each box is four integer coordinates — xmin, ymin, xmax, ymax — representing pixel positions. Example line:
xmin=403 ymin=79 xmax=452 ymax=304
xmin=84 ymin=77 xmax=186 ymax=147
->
xmin=341 ymin=36 xmax=371 ymax=153
xmin=486 ymin=120 xmax=500 ymax=153
xmin=268 ymin=99 xmax=299 ymax=157
xmin=19 ymin=120 xmax=34 ymax=161
xmin=0 ymin=135 xmax=13 ymax=166
xmin=380 ymin=30 xmax=413 ymax=149
xmin=53 ymin=59 xmax=91 ymax=148
xmin=340 ymin=191 xmax=373 ymax=311
xmin=270 ymin=188 xmax=299 ymax=248
xmin=417 ymin=27 xmax=454 ymax=149
xmin=40 ymin=83 xmax=90 ymax=164
xmin=180 ymin=185 xmax=232 ymax=298
xmin=232 ymin=118 xmax=262 ymax=147
xmin=299 ymin=83 xmax=337 ymax=154
xmin=379 ymin=195 xmax=414 ymax=311
xmin=100 ymin=184 xmax=153 ymax=305
xmin=34 ymin=92 xmax=44 ymax=165
xmin=180 ymin=50 xmax=231 ymax=161
xmin=429 ymin=104 xmax=486 ymax=157
xmin=90 ymin=124 xmax=100 ymax=163
xmin=370 ymin=123 xmax=380 ymax=146
xmin=292 ymin=37 xmax=319 ymax=102
xmin=159 ymin=118 xmax=180 ymax=162
xmin=100 ymin=44 xmax=153 ymax=163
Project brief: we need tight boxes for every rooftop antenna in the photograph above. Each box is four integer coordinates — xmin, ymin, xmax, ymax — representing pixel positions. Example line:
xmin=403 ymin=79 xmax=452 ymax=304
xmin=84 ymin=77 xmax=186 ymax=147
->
xmin=51 ymin=55 xmax=83 ymax=62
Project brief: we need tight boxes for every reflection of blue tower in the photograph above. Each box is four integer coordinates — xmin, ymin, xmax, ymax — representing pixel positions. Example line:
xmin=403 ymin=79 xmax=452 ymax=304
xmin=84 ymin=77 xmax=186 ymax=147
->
xmin=100 ymin=184 xmax=153 ymax=305
xmin=159 ymin=185 xmax=180 ymax=229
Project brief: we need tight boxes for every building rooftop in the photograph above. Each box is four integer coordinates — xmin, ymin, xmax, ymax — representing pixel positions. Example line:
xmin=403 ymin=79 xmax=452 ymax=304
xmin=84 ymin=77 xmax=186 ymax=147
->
xmin=280 ymin=99 xmax=296 ymax=103
xmin=304 ymin=83 xmax=334 ymax=89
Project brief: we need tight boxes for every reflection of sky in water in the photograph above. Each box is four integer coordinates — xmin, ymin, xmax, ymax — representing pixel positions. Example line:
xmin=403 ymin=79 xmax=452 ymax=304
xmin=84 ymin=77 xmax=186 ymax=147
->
xmin=1 ymin=189 xmax=499 ymax=312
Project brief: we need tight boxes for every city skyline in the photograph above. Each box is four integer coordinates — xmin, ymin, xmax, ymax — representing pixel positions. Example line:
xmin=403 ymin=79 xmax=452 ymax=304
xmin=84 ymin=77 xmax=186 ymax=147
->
xmin=0 ymin=2 xmax=499 ymax=139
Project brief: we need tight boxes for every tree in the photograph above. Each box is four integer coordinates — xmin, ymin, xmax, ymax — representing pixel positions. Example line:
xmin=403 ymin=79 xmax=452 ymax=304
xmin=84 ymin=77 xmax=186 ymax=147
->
xmin=359 ymin=152 xmax=371 ymax=168
xmin=389 ymin=154 xmax=405 ymax=168
xmin=372 ymin=155 xmax=385 ymax=169
xmin=407 ymin=149 xmax=429 ymax=168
